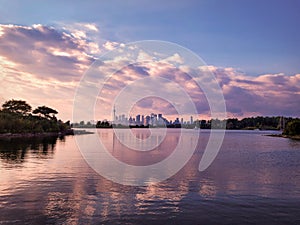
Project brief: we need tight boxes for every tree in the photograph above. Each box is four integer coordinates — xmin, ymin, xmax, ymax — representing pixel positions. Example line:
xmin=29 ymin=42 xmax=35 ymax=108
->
xmin=283 ymin=119 xmax=300 ymax=136
xmin=1 ymin=99 xmax=32 ymax=116
xmin=33 ymin=106 xmax=58 ymax=120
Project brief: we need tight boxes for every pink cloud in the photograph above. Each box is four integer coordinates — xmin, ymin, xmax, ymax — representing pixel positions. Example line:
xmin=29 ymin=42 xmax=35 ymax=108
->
xmin=0 ymin=24 xmax=97 ymax=82
xmin=0 ymin=24 xmax=299 ymax=121
xmin=210 ymin=67 xmax=300 ymax=117
xmin=0 ymin=24 xmax=98 ymax=120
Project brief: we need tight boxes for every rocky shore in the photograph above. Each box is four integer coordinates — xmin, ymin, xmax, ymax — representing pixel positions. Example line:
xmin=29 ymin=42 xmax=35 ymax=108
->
xmin=267 ymin=133 xmax=300 ymax=140
xmin=0 ymin=129 xmax=75 ymax=139
xmin=0 ymin=129 xmax=96 ymax=139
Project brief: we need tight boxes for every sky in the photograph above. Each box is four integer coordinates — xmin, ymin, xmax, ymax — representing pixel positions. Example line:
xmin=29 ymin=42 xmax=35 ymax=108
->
xmin=0 ymin=0 xmax=299 ymax=121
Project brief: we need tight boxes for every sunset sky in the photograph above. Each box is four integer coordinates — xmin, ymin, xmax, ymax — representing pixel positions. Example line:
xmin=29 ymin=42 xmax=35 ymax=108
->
xmin=0 ymin=0 xmax=299 ymax=121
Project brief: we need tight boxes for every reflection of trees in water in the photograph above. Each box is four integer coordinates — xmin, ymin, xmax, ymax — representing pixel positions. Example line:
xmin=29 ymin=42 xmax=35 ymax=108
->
xmin=0 ymin=136 xmax=62 ymax=164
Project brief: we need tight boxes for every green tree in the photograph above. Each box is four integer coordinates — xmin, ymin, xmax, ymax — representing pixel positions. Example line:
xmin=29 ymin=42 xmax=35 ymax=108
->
xmin=33 ymin=106 xmax=58 ymax=120
xmin=2 ymin=99 xmax=32 ymax=116
xmin=283 ymin=119 xmax=300 ymax=136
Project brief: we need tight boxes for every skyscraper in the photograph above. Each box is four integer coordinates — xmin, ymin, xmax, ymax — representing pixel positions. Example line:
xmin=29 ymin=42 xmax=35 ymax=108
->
xmin=145 ymin=115 xmax=150 ymax=125
xmin=141 ymin=115 xmax=145 ymax=125
xmin=136 ymin=114 xmax=141 ymax=125
xmin=113 ymin=105 xmax=116 ymax=123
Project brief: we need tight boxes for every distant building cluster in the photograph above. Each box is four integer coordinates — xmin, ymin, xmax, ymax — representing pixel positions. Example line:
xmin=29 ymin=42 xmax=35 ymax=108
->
xmin=114 ymin=112 xmax=194 ymax=127
xmin=73 ymin=113 xmax=293 ymax=131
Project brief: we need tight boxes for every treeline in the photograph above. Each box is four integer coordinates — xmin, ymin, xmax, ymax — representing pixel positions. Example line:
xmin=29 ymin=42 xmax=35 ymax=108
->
xmin=221 ymin=116 xmax=291 ymax=130
xmin=199 ymin=116 xmax=299 ymax=132
xmin=0 ymin=99 xmax=71 ymax=134
xmin=73 ymin=120 xmax=112 ymax=128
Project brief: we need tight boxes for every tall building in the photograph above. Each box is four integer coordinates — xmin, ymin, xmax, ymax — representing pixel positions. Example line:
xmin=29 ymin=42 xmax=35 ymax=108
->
xmin=145 ymin=115 xmax=150 ymax=125
xmin=151 ymin=113 xmax=157 ymax=126
xmin=113 ymin=105 xmax=116 ymax=123
xmin=129 ymin=116 xmax=133 ymax=124
xmin=141 ymin=115 xmax=145 ymax=125
xmin=174 ymin=118 xmax=180 ymax=124
xmin=136 ymin=114 xmax=141 ymax=125
xmin=121 ymin=114 xmax=126 ymax=125
xmin=190 ymin=116 xmax=193 ymax=124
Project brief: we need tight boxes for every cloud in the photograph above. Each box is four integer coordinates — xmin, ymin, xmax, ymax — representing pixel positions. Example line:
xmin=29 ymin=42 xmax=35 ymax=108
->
xmin=0 ymin=23 xmax=299 ymax=121
xmin=103 ymin=41 xmax=122 ymax=51
xmin=99 ymin=61 xmax=299 ymax=119
xmin=0 ymin=23 xmax=101 ymax=120
xmin=161 ymin=53 xmax=184 ymax=65
xmin=0 ymin=24 xmax=97 ymax=82
xmin=209 ymin=66 xmax=300 ymax=117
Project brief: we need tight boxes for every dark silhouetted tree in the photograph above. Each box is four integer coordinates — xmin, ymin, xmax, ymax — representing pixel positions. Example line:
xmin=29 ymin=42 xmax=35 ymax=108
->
xmin=33 ymin=106 xmax=58 ymax=120
xmin=1 ymin=99 xmax=32 ymax=116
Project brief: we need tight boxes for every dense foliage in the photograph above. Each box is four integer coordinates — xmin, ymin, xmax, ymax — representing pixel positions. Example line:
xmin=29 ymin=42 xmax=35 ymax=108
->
xmin=0 ymin=99 xmax=71 ymax=134
xmin=72 ymin=120 xmax=113 ymax=128
xmin=194 ymin=116 xmax=293 ymax=130
xmin=283 ymin=119 xmax=300 ymax=136
xmin=224 ymin=116 xmax=288 ymax=130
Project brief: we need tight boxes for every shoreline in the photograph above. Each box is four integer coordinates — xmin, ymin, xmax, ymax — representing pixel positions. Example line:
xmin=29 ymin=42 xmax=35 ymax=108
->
xmin=266 ymin=133 xmax=300 ymax=141
xmin=0 ymin=129 xmax=75 ymax=139
xmin=0 ymin=129 xmax=95 ymax=139
xmin=0 ymin=132 xmax=64 ymax=139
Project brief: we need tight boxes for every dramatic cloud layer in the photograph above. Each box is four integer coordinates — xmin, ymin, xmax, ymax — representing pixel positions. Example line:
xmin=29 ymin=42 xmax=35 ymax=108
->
xmin=212 ymin=67 xmax=300 ymax=117
xmin=0 ymin=24 xmax=299 ymax=121
xmin=0 ymin=23 xmax=98 ymax=119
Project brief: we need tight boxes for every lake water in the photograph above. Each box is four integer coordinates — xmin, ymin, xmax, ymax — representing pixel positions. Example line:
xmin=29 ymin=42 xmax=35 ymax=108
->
xmin=0 ymin=129 xmax=300 ymax=224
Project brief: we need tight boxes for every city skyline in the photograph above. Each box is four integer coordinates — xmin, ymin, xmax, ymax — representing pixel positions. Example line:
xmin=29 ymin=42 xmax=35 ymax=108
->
xmin=113 ymin=112 xmax=194 ymax=126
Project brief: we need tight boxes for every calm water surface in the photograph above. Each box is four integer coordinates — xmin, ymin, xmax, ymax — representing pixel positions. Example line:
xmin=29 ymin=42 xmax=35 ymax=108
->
xmin=0 ymin=129 xmax=300 ymax=224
